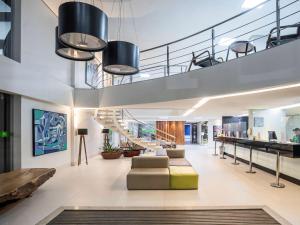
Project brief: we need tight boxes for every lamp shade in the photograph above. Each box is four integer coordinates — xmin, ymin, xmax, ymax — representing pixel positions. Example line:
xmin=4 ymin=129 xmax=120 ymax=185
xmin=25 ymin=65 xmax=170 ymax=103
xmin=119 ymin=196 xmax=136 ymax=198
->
xmin=58 ymin=2 xmax=108 ymax=52
xmin=102 ymin=41 xmax=140 ymax=75
xmin=78 ymin=129 xmax=88 ymax=135
xmin=102 ymin=129 xmax=110 ymax=134
xmin=55 ymin=27 xmax=94 ymax=61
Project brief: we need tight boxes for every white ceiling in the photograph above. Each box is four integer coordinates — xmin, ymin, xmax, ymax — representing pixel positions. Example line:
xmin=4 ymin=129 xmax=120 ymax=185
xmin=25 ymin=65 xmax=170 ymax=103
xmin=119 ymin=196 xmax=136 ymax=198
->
xmin=42 ymin=0 xmax=299 ymax=70
xmin=124 ymin=85 xmax=300 ymax=121
xmin=43 ymin=0 xmax=255 ymax=50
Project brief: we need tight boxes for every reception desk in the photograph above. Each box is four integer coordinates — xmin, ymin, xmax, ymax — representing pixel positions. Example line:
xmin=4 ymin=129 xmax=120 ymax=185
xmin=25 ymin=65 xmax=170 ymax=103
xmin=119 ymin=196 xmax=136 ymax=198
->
xmin=215 ymin=136 xmax=300 ymax=188
xmin=215 ymin=136 xmax=300 ymax=158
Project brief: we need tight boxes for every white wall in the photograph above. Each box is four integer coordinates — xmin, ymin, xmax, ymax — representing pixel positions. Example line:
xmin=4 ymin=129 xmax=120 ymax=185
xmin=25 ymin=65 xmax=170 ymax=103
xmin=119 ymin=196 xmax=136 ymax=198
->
xmin=21 ymin=97 xmax=72 ymax=168
xmin=251 ymin=109 xmax=287 ymax=141
xmin=0 ymin=0 xmax=73 ymax=106
xmin=207 ymin=119 xmax=222 ymax=146
xmin=74 ymin=110 xmax=103 ymax=160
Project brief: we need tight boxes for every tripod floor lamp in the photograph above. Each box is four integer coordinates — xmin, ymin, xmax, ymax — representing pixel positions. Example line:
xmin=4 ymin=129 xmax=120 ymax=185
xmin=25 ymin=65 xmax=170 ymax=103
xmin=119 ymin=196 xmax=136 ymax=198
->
xmin=77 ymin=128 xmax=88 ymax=166
xmin=102 ymin=128 xmax=110 ymax=145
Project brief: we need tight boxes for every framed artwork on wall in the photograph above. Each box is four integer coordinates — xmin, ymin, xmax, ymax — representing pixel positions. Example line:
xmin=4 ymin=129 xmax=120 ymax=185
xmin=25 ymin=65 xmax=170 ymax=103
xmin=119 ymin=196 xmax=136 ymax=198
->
xmin=32 ymin=109 xmax=67 ymax=156
xmin=254 ymin=117 xmax=264 ymax=127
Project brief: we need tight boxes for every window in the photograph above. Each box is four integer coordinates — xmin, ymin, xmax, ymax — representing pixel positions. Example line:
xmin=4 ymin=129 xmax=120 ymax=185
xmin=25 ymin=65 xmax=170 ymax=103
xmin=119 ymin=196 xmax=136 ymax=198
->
xmin=0 ymin=0 xmax=20 ymax=62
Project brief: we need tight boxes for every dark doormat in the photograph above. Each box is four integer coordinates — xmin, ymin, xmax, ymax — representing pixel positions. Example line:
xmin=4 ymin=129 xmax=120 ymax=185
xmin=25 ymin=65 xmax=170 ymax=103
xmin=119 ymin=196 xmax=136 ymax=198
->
xmin=37 ymin=206 xmax=291 ymax=225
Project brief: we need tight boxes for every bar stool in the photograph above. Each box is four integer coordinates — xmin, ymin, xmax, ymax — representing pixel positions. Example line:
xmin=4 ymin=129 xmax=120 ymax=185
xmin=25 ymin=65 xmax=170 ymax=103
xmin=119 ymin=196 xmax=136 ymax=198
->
xmin=270 ymin=150 xmax=285 ymax=188
xmin=219 ymin=142 xmax=226 ymax=159
xmin=213 ymin=140 xmax=218 ymax=156
xmin=232 ymin=142 xmax=239 ymax=165
xmin=246 ymin=146 xmax=256 ymax=174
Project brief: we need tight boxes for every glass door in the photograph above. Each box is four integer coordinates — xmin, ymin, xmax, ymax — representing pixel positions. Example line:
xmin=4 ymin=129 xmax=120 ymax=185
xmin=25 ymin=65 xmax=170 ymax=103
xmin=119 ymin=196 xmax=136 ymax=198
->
xmin=0 ymin=92 xmax=11 ymax=173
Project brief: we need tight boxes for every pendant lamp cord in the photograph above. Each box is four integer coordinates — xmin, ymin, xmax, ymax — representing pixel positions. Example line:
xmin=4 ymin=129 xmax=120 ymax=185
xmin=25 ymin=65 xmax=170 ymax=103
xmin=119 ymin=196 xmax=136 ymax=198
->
xmin=110 ymin=0 xmax=116 ymax=16
xmin=129 ymin=0 xmax=139 ymax=45
xmin=117 ymin=0 xmax=123 ymax=40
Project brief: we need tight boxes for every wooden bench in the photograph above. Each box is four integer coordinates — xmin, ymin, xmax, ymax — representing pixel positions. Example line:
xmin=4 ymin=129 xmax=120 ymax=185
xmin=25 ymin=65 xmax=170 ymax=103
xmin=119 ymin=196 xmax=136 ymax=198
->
xmin=0 ymin=168 xmax=56 ymax=204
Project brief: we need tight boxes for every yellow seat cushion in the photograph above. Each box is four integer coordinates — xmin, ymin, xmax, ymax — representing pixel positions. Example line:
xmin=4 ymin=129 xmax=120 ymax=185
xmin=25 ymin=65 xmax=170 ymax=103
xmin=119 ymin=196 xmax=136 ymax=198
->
xmin=169 ymin=166 xmax=198 ymax=190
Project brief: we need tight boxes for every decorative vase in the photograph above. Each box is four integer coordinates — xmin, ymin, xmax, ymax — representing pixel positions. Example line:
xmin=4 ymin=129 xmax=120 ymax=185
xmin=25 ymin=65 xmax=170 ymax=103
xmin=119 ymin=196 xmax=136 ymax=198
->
xmin=123 ymin=150 xmax=141 ymax=157
xmin=101 ymin=151 xmax=122 ymax=159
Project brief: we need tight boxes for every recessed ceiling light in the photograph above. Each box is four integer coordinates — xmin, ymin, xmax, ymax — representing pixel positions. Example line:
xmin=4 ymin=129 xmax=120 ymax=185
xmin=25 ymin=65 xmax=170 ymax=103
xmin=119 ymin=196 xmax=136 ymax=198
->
xmin=183 ymin=109 xmax=196 ymax=117
xmin=218 ymin=37 xmax=236 ymax=46
xmin=182 ymin=83 xmax=300 ymax=117
xmin=242 ymin=0 xmax=265 ymax=9
xmin=236 ymin=113 xmax=248 ymax=117
xmin=192 ymin=98 xmax=210 ymax=110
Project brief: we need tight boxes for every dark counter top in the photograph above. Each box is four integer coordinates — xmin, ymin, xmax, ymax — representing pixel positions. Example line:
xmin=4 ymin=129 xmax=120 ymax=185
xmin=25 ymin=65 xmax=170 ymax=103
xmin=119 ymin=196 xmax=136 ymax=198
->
xmin=215 ymin=136 xmax=300 ymax=158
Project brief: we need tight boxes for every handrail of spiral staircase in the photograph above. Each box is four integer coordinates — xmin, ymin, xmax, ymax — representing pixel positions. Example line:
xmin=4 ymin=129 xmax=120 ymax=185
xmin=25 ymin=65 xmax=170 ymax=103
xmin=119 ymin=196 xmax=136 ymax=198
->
xmin=122 ymin=109 xmax=176 ymax=143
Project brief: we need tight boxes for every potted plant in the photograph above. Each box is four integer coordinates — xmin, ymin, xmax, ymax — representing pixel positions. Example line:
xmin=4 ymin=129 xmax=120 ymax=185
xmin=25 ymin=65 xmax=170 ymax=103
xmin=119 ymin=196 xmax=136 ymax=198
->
xmin=101 ymin=142 xmax=122 ymax=159
xmin=123 ymin=142 xmax=143 ymax=157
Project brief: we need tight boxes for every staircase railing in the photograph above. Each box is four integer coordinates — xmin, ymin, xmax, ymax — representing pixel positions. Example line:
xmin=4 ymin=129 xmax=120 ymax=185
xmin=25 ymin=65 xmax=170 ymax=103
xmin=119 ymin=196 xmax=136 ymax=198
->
xmin=95 ymin=108 xmax=165 ymax=151
xmin=85 ymin=0 xmax=300 ymax=89
xmin=122 ymin=109 xmax=176 ymax=144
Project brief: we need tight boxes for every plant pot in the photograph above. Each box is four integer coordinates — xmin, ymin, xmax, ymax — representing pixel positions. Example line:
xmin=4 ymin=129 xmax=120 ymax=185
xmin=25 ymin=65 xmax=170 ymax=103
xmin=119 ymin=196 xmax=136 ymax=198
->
xmin=101 ymin=151 xmax=122 ymax=160
xmin=123 ymin=150 xmax=141 ymax=157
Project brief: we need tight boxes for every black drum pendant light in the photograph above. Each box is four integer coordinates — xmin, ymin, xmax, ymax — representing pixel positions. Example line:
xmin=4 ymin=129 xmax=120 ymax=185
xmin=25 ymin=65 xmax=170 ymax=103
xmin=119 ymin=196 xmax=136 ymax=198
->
xmin=58 ymin=1 xmax=108 ymax=52
xmin=102 ymin=0 xmax=140 ymax=75
xmin=102 ymin=41 xmax=140 ymax=75
xmin=55 ymin=27 xmax=94 ymax=61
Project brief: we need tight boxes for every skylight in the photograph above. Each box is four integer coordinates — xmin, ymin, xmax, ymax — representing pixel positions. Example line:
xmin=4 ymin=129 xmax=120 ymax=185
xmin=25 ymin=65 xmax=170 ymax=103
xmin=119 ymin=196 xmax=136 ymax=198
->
xmin=242 ymin=0 xmax=265 ymax=9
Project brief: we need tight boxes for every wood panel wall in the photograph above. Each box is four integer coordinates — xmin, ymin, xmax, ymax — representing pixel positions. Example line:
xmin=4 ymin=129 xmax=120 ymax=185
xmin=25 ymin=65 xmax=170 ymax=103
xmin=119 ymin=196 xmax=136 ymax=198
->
xmin=156 ymin=121 xmax=185 ymax=145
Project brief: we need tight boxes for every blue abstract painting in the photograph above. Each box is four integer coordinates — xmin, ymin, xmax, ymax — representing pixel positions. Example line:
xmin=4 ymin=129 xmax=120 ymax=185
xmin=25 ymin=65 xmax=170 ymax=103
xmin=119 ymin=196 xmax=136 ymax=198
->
xmin=33 ymin=109 xmax=67 ymax=156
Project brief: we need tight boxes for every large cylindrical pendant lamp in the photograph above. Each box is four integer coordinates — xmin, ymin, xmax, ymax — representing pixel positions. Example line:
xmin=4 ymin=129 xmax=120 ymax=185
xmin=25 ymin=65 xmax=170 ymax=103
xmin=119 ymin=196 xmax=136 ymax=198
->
xmin=102 ymin=41 xmax=140 ymax=75
xmin=58 ymin=2 xmax=108 ymax=52
xmin=55 ymin=27 xmax=94 ymax=61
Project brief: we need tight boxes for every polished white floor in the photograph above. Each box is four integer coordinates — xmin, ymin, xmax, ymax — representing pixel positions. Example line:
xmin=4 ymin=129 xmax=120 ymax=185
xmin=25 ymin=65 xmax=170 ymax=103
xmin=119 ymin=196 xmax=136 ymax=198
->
xmin=1 ymin=145 xmax=300 ymax=225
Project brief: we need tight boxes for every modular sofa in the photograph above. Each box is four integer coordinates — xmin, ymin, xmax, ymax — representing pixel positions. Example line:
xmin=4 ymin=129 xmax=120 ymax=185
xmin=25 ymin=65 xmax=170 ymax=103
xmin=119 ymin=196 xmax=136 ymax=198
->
xmin=127 ymin=149 xmax=198 ymax=190
xmin=127 ymin=156 xmax=170 ymax=190
xmin=166 ymin=148 xmax=185 ymax=158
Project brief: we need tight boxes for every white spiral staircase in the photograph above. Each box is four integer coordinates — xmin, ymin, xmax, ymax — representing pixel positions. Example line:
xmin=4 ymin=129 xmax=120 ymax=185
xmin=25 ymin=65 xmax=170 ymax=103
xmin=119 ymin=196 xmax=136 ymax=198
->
xmin=94 ymin=109 xmax=176 ymax=151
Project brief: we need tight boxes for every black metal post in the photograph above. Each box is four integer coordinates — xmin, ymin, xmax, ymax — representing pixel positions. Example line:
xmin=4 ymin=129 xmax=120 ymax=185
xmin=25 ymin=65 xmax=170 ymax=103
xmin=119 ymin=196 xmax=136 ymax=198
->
xmin=220 ymin=142 xmax=226 ymax=159
xmin=232 ymin=142 xmax=239 ymax=165
xmin=276 ymin=0 xmax=281 ymax=45
xmin=271 ymin=151 xmax=285 ymax=188
xmin=211 ymin=28 xmax=215 ymax=60
xmin=167 ymin=45 xmax=170 ymax=76
xmin=213 ymin=140 xmax=218 ymax=156
xmin=246 ymin=146 xmax=256 ymax=174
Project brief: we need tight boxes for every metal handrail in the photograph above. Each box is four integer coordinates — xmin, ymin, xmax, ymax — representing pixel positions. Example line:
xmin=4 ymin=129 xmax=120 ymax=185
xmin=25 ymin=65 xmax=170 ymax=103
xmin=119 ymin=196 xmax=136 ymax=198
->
xmin=140 ymin=0 xmax=272 ymax=53
xmin=84 ymin=0 xmax=300 ymax=89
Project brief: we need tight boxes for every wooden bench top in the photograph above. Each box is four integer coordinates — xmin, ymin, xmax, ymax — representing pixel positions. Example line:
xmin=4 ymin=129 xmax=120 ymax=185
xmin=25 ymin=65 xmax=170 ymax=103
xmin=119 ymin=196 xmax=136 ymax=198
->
xmin=0 ymin=168 xmax=56 ymax=204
